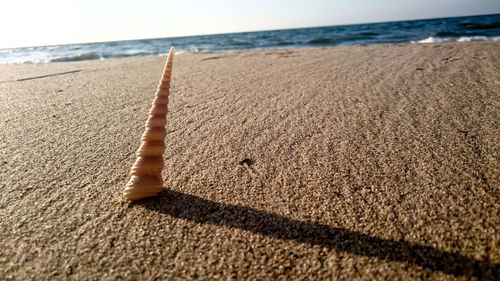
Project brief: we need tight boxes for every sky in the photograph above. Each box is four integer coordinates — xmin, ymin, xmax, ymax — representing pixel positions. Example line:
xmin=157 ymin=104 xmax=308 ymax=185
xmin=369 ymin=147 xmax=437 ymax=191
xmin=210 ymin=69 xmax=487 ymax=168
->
xmin=1 ymin=0 xmax=499 ymax=48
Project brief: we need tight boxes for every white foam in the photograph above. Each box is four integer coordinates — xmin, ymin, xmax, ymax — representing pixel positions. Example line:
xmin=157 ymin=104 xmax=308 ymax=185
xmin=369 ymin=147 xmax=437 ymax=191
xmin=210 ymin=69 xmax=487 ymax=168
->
xmin=457 ymin=36 xmax=489 ymax=42
xmin=414 ymin=35 xmax=498 ymax=44
xmin=413 ymin=37 xmax=452 ymax=44
xmin=492 ymin=36 xmax=500 ymax=41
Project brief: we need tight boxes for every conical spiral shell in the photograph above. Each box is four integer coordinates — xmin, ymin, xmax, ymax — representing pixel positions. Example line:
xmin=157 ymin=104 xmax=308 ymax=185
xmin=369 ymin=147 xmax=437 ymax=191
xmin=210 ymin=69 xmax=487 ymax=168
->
xmin=123 ymin=46 xmax=175 ymax=201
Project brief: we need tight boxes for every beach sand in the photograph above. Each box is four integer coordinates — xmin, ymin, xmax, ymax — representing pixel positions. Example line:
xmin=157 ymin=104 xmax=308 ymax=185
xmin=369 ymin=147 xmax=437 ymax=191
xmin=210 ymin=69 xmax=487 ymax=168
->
xmin=0 ymin=42 xmax=499 ymax=280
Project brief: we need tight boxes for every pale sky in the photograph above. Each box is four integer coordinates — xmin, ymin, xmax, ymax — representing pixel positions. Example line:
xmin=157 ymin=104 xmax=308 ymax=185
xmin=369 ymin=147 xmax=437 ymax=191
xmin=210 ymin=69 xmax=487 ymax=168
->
xmin=1 ymin=0 xmax=499 ymax=48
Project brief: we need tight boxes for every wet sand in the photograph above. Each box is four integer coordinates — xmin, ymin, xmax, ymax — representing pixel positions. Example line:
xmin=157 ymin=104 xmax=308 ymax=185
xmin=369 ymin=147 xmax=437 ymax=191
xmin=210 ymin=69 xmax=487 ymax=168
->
xmin=0 ymin=42 xmax=499 ymax=280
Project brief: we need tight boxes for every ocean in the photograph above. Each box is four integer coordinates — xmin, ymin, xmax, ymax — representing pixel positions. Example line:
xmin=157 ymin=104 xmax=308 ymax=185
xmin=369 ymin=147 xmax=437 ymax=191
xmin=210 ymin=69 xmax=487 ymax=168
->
xmin=1 ymin=14 xmax=499 ymax=64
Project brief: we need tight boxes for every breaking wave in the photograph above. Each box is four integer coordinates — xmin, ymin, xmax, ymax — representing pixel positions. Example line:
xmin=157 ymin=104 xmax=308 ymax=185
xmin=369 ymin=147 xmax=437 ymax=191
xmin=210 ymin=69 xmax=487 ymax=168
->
xmin=413 ymin=35 xmax=500 ymax=44
xmin=50 ymin=52 xmax=104 ymax=62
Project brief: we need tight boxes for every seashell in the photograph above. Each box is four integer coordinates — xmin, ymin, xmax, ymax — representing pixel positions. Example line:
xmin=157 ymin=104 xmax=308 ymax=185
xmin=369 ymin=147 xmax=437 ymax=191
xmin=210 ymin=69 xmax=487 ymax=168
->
xmin=123 ymin=46 xmax=175 ymax=201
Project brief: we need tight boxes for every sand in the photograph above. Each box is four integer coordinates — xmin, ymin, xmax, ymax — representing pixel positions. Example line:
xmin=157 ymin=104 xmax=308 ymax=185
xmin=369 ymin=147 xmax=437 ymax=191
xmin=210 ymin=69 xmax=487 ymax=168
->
xmin=0 ymin=42 xmax=499 ymax=280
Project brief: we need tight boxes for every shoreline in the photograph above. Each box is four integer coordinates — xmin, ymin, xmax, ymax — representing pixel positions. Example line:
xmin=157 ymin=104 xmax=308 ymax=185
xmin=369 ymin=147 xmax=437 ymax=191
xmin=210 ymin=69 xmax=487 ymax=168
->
xmin=0 ymin=39 xmax=498 ymax=65
xmin=1 ymin=41 xmax=498 ymax=79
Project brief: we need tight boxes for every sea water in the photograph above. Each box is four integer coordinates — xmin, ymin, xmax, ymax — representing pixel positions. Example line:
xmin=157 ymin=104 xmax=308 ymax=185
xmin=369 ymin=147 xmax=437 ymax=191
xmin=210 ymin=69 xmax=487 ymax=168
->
xmin=1 ymin=14 xmax=499 ymax=64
